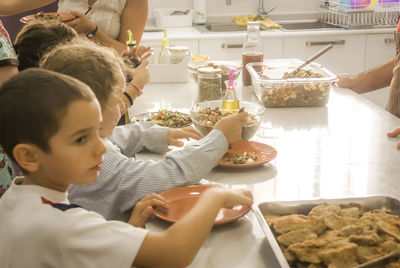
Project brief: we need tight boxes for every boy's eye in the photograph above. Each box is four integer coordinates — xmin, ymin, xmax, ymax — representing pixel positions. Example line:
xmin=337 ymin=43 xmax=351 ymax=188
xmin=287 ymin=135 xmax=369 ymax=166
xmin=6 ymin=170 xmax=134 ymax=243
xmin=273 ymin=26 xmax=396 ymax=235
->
xmin=76 ymin=136 xmax=87 ymax=144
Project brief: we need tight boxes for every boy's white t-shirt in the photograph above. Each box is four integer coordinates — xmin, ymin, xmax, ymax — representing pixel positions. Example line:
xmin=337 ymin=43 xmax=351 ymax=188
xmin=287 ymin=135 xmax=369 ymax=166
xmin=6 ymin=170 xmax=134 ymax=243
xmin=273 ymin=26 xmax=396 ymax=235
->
xmin=0 ymin=177 xmax=148 ymax=268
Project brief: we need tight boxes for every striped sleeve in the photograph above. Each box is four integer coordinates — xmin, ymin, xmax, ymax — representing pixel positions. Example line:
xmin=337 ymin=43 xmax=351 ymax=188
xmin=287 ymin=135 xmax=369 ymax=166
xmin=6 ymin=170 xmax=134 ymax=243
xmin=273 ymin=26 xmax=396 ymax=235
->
xmin=68 ymin=129 xmax=228 ymax=222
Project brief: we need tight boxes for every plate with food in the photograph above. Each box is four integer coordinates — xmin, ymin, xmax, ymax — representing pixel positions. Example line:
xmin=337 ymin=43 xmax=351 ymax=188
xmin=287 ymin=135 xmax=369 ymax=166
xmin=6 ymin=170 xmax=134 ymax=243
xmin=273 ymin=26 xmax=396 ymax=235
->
xmin=153 ymin=185 xmax=251 ymax=225
xmin=20 ymin=12 xmax=76 ymax=23
xmin=131 ymin=110 xmax=192 ymax=128
xmin=218 ymin=141 xmax=277 ymax=168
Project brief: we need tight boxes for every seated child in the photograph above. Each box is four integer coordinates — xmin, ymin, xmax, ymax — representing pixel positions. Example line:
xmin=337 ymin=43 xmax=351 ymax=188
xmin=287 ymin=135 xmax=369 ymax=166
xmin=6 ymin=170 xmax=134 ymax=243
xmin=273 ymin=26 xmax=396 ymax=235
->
xmin=40 ymin=41 xmax=249 ymax=222
xmin=15 ymin=21 xmax=149 ymax=110
xmin=14 ymin=21 xmax=79 ymax=71
xmin=0 ymin=68 xmax=253 ymax=267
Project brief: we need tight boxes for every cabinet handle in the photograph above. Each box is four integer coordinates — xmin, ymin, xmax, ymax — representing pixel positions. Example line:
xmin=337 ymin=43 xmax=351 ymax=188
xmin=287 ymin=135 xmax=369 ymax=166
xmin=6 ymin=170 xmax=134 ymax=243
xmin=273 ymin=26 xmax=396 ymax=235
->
xmin=306 ymin=40 xmax=345 ymax=46
xmin=221 ymin=44 xmax=243 ymax=49
xmin=385 ymin=38 xmax=395 ymax=44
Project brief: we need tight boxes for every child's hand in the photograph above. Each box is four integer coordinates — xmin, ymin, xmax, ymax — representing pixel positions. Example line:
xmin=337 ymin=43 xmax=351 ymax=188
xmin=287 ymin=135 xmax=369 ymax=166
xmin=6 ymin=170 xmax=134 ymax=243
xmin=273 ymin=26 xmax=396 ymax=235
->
xmin=168 ymin=127 xmax=202 ymax=147
xmin=65 ymin=11 xmax=96 ymax=35
xmin=135 ymin=44 xmax=153 ymax=61
xmin=387 ymin=127 xmax=400 ymax=149
xmin=214 ymin=112 xmax=248 ymax=144
xmin=129 ymin=60 xmax=150 ymax=91
xmin=211 ymin=187 xmax=253 ymax=209
xmin=128 ymin=193 xmax=169 ymax=228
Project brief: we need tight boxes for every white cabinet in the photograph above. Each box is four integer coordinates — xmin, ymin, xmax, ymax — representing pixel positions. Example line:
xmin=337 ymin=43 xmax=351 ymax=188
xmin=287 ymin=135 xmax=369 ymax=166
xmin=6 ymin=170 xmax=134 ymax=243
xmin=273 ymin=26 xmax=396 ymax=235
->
xmin=283 ymin=34 xmax=366 ymax=75
xmin=199 ymin=38 xmax=244 ymax=60
xmin=198 ymin=36 xmax=284 ymax=60
xmin=363 ymin=33 xmax=395 ymax=108
xmin=364 ymin=33 xmax=396 ymax=70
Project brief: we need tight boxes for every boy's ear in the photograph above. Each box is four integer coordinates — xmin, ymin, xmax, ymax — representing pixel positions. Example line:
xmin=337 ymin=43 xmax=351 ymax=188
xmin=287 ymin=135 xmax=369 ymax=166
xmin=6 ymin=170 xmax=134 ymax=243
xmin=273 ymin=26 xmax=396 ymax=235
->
xmin=12 ymin=144 xmax=41 ymax=172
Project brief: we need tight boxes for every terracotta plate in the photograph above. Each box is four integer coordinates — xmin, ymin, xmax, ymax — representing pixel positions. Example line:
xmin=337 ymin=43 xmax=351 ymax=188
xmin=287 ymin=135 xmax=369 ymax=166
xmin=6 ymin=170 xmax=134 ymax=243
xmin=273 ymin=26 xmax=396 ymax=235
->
xmin=20 ymin=12 xmax=76 ymax=23
xmin=130 ymin=111 xmax=192 ymax=128
xmin=218 ymin=141 xmax=277 ymax=168
xmin=153 ymin=185 xmax=251 ymax=225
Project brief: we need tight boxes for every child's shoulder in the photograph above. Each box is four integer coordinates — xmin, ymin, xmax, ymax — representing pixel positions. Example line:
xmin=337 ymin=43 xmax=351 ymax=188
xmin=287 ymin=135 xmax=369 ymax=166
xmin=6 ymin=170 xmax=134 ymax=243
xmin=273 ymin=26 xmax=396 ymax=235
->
xmin=0 ymin=20 xmax=18 ymax=65
xmin=0 ymin=180 xmax=149 ymax=267
xmin=0 ymin=150 xmax=15 ymax=197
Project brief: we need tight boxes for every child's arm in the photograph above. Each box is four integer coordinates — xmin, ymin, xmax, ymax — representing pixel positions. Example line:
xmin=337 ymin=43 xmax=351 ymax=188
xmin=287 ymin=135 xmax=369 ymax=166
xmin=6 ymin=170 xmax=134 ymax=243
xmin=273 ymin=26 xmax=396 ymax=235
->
xmin=133 ymin=187 xmax=253 ymax=267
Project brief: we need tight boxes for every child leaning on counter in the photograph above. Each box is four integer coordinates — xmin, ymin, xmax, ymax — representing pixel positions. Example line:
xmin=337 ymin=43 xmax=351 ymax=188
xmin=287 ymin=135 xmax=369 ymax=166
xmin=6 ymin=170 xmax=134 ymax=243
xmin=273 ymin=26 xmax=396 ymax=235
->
xmin=0 ymin=68 xmax=253 ymax=267
xmin=39 ymin=40 xmax=249 ymax=223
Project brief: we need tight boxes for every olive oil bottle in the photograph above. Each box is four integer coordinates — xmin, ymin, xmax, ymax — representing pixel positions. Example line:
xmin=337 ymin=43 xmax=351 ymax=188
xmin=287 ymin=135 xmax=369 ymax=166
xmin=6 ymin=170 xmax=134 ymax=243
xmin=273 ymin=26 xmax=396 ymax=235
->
xmin=222 ymin=69 xmax=240 ymax=113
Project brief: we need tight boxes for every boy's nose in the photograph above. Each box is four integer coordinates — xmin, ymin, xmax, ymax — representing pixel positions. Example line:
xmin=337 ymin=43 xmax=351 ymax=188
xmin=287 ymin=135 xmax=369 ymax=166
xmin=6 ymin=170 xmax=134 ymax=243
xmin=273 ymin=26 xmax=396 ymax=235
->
xmin=94 ymin=136 xmax=107 ymax=156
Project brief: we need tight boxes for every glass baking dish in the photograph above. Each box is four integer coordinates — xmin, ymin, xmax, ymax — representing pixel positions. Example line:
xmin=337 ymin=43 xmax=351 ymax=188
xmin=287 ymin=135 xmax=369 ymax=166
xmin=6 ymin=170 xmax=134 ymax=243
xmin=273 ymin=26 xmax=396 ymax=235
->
xmin=246 ymin=59 xmax=338 ymax=108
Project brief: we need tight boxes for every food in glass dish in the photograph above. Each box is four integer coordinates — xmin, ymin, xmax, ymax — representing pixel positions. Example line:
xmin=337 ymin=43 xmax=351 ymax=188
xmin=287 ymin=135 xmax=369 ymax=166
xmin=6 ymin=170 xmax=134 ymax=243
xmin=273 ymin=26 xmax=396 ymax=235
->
xmin=261 ymin=69 xmax=330 ymax=107
xmin=133 ymin=110 xmax=192 ymax=128
xmin=224 ymin=152 xmax=258 ymax=165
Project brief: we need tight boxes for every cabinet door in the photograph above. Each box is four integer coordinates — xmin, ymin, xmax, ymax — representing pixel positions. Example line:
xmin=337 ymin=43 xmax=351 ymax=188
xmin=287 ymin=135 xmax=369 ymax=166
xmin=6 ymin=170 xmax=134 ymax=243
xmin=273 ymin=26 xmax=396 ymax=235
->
xmin=365 ymin=33 xmax=396 ymax=70
xmin=283 ymin=34 xmax=366 ymax=75
xmin=199 ymin=37 xmax=284 ymax=60
xmin=363 ymin=34 xmax=395 ymax=108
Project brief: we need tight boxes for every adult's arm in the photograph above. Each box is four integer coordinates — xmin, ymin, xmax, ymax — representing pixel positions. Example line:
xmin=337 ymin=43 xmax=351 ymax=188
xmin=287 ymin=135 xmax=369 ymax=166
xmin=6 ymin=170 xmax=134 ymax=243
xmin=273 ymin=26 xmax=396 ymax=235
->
xmin=0 ymin=0 xmax=55 ymax=15
xmin=119 ymin=0 xmax=148 ymax=45
xmin=337 ymin=57 xmax=394 ymax=94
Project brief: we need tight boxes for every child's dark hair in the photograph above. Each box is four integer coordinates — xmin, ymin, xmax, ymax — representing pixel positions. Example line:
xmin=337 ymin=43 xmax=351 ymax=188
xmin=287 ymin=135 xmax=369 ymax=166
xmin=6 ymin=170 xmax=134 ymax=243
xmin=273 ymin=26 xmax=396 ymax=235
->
xmin=0 ymin=68 xmax=95 ymax=164
xmin=14 ymin=21 xmax=79 ymax=71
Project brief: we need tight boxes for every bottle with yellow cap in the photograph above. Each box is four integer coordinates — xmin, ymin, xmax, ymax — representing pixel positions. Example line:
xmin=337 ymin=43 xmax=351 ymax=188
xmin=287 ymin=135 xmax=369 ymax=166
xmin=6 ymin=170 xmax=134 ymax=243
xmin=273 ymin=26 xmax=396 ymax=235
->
xmin=126 ymin=29 xmax=141 ymax=68
xmin=159 ymin=29 xmax=171 ymax=64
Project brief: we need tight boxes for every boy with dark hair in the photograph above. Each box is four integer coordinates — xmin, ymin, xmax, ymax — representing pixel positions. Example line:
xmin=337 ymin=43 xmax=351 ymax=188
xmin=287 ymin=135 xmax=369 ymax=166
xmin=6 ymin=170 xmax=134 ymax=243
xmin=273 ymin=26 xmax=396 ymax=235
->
xmin=0 ymin=68 xmax=253 ymax=267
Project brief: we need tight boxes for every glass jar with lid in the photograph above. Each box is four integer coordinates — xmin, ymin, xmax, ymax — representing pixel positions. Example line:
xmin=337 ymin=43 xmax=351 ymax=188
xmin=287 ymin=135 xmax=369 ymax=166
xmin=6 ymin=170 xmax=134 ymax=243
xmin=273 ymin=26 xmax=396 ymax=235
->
xmin=197 ymin=67 xmax=222 ymax=102
xmin=168 ymin=46 xmax=191 ymax=64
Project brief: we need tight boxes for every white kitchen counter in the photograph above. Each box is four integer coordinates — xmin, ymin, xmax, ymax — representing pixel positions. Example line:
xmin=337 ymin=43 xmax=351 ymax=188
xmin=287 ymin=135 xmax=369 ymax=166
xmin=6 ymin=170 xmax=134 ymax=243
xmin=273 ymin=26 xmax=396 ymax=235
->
xmin=142 ymin=25 xmax=395 ymax=42
xmin=128 ymin=80 xmax=400 ymax=268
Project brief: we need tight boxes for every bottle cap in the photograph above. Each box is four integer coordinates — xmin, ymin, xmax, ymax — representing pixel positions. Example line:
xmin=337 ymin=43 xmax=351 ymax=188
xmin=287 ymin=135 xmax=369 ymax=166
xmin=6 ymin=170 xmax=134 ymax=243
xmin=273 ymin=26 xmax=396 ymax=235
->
xmin=161 ymin=29 xmax=169 ymax=47
xmin=126 ymin=29 xmax=136 ymax=47
xmin=228 ymin=69 xmax=237 ymax=91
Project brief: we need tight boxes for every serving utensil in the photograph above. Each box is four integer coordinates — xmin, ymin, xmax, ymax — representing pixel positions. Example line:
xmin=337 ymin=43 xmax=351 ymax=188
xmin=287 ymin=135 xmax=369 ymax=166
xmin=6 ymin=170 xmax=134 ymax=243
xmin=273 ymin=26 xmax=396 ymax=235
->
xmin=292 ymin=44 xmax=333 ymax=74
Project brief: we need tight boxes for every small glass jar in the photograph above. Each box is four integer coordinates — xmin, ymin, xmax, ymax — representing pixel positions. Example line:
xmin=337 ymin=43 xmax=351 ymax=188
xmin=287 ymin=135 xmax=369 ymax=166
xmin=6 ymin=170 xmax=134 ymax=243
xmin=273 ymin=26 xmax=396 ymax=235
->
xmin=168 ymin=46 xmax=190 ymax=64
xmin=197 ymin=67 xmax=222 ymax=102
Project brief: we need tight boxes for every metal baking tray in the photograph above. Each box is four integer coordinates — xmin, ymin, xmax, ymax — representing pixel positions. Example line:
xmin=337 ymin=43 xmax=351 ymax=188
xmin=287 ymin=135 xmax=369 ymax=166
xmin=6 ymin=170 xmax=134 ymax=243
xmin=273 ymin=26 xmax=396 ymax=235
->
xmin=253 ymin=195 xmax=400 ymax=268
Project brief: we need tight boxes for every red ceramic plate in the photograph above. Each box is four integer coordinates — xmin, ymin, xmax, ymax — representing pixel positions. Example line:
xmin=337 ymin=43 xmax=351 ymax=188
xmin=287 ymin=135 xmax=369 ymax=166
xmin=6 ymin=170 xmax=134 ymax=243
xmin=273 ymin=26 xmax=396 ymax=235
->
xmin=20 ymin=12 xmax=75 ymax=23
xmin=153 ymin=185 xmax=251 ymax=225
xmin=218 ymin=140 xmax=277 ymax=168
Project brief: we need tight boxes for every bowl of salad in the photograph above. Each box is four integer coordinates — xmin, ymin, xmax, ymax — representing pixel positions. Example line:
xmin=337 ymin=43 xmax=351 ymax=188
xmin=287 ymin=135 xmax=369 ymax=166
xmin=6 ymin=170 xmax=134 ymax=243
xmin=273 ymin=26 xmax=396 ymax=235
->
xmin=246 ymin=59 xmax=338 ymax=108
xmin=190 ymin=100 xmax=264 ymax=140
xmin=131 ymin=110 xmax=192 ymax=128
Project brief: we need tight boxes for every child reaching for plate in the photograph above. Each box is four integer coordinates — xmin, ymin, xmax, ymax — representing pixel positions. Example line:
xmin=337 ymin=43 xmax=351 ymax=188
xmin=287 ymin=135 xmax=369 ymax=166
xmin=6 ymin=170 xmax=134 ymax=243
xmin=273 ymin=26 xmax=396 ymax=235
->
xmin=40 ymin=40 xmax=249 ymax=223
xmin=0 ymin=68 xmax=253 ymax=267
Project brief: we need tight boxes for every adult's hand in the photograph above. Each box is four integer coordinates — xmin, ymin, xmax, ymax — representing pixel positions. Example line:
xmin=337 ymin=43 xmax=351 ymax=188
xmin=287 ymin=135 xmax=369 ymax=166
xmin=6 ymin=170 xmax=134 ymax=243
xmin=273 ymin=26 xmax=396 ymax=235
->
xmin=387 ymin=127 xmax=400 ymax=150
xmin=65 ymin=11 xmax=96 ymax=35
